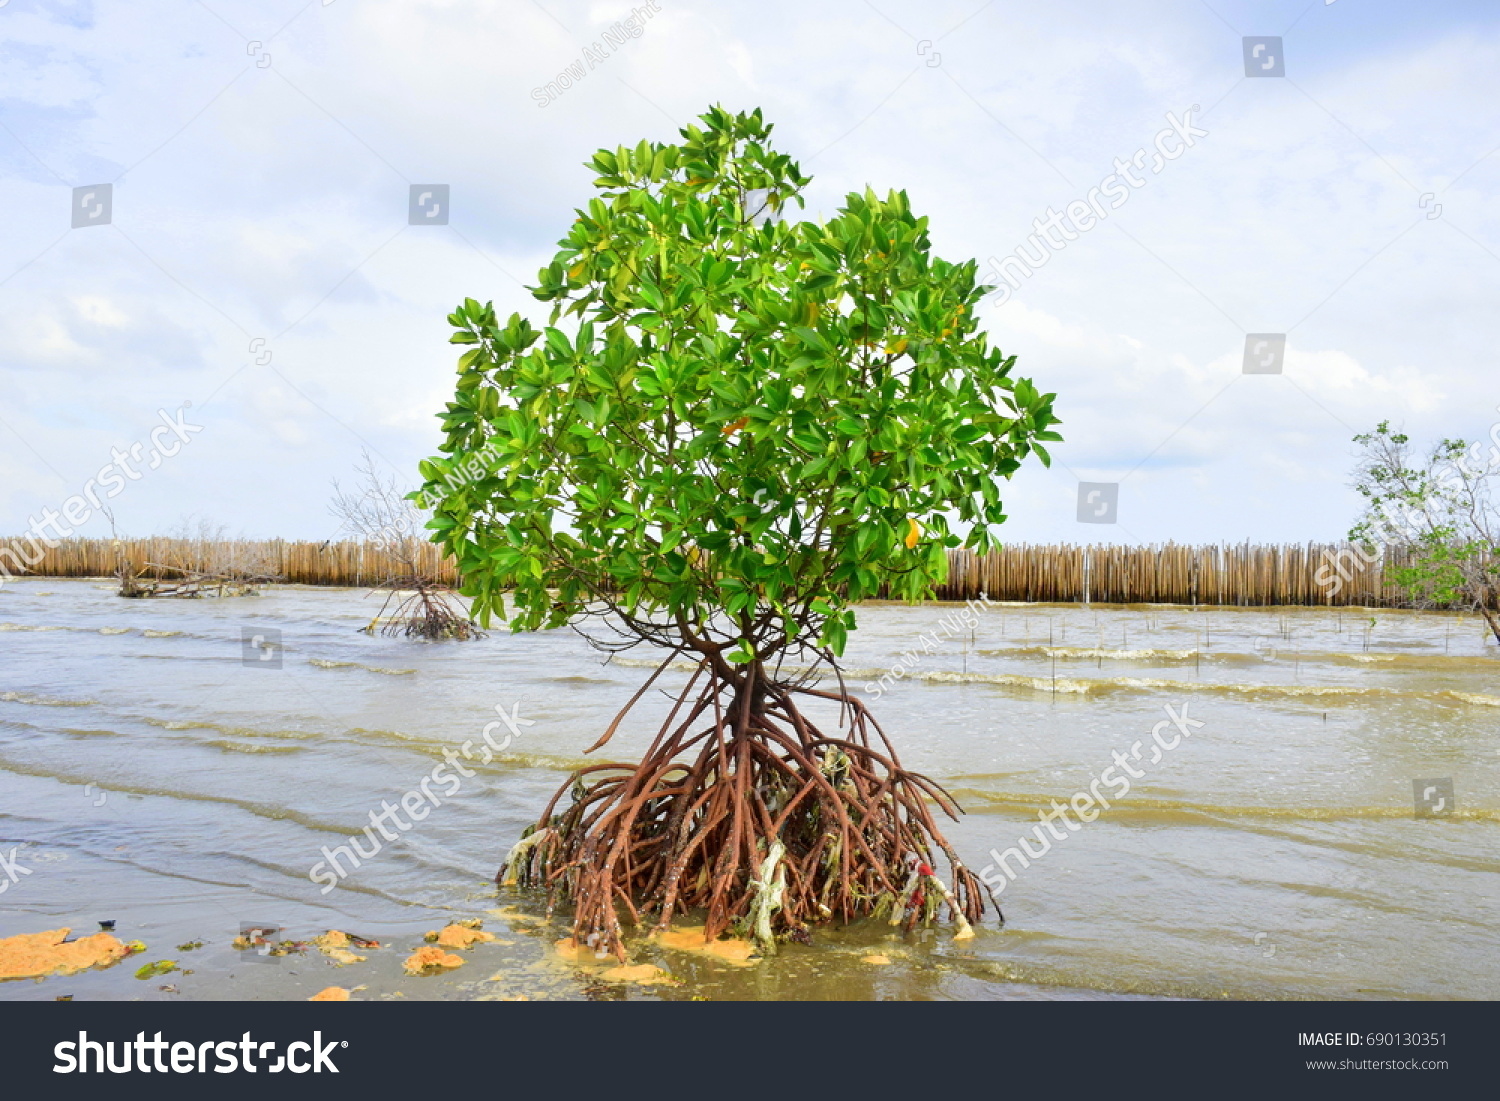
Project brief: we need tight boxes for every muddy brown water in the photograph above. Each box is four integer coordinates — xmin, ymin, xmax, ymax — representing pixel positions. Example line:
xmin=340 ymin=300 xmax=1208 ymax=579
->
xmin=1 ymin=580 xmax=1496 ymax=1000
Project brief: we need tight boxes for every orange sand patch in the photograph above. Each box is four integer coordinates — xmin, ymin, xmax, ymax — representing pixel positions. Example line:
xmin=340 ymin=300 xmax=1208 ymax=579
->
xmin=0 ymin=928 xmax=131 ymax=982
xmin=310 ymin=931 xmax=367 ymax=965
xmin=653 ymin=926 xmax=758 ymax=966
xmin=552 ymin=937 xmax=614 ymax=964
xmin=487 ymin=907 xmax=543 ymax=926
xmin=861 ymin=953 xmax=893 ymax=965
xmin=403 ymin=946 xmax=464 ymax=974
xmin=429 ymin=924 xmax=495 ymax=950
xmin=600 ymin=963 xmax=677 ymax=986
xmin=308 ymin=986 xmax=350 ymax=1001
xmin=313 ymin=930 xmax=381 ymax=950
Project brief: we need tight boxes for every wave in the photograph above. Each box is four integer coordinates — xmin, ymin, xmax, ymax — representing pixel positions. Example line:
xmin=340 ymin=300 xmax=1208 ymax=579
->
xmin=607 ymin=655 xmax=1070 ymax=690
xmin=875 ymin=669 xmax=1500 ymax=708
xmin=909 ymin=670 xmax=1097 ymax=693
xmin=608 ymin=657 xmax=1500 ymax=706
xmin=203 ymin=739 xmax=305 ymax=755
xmin=0 ymin=750 xmax=347 ymax=833
xmin=308 ymin=659 xmax=416 ymax=675
xmin=612 ymin=657 xmax=698 ymax=671
xmin=1099 ymin=678 xmax=1500 ymax=708
xmin=345 ymin=727 xmax=594 ymax=772
xmin=1260 ymin=650 xmax=1500 ymax=672
xmin=0 ymin=625 xmax=215 ymax=642
xmin=1448 ymin=691 xmax=1500 ymax=707
xmin=983 ymin=645 xmax=1200 ymax=660
xmin=0 ymin=691 xmax=97 ymax=708
xmin=952 ymin=790 xmax=1500 ymax=825
xmin=141 ymin=717 xmax=320 ymax=740
xmin=980 ymin=644 xmax=1500 ymax=671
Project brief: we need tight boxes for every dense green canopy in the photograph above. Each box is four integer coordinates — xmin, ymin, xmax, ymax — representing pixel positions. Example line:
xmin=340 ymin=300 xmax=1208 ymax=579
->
xmin=418 ymin=106 xmax=1060 ymax=667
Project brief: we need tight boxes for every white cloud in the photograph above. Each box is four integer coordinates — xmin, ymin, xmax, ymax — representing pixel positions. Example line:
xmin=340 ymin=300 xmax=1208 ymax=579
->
xmin=0 ymin=0 xmax=1497 ymax=544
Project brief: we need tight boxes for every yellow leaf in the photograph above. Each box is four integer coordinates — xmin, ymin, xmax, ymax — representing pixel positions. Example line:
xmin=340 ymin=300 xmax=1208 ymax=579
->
xmin=722 ymin=416 xmax=749 ymax=436
xmin=905 ymin=518 xmax=920 ymax=549
xmin=568 ymin=263 xmax=586 ymax=280
xmin=885 ymin=338 xmax=908 ymax=356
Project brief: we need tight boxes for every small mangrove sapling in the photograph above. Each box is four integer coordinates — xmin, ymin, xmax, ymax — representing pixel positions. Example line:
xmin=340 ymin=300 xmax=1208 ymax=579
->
xmin=329 ymin=450 xmax=481 ymax=640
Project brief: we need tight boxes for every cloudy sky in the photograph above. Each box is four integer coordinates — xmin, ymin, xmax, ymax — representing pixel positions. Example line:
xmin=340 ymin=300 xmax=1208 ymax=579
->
xmin=2 ymin=0 xmax=1498 ymax=546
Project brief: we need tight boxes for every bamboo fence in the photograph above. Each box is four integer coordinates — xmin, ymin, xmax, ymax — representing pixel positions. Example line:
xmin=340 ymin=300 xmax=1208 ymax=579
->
xmin=932 ymin=542 xmax=1419 ymax=605
xmin=0 ymin=537 xmax=1456 ymax=607
xmin=0 ymin=537 xmax=459 ymax=588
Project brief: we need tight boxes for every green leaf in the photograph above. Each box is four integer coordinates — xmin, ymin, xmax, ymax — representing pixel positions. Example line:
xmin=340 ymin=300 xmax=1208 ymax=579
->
xmin=638 ymin=282 xmax=666 ymax=311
